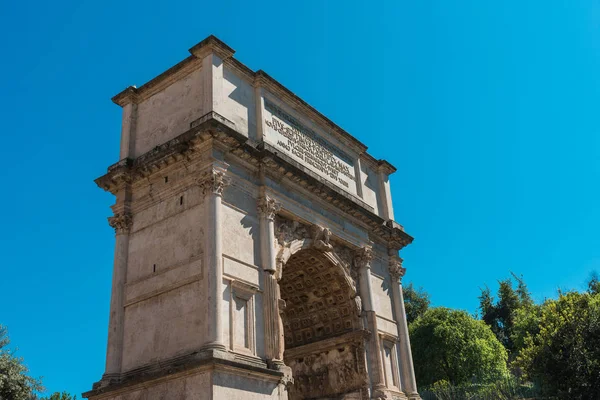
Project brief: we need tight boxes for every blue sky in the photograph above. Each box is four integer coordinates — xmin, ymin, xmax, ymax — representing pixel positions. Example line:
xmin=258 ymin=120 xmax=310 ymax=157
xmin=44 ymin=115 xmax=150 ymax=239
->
xmin=1 ymin=0 xmax=599 ymax=397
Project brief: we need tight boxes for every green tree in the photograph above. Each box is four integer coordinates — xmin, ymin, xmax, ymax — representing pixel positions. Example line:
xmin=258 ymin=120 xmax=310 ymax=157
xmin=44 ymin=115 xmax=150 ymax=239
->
xmin=410 ymin=307 xmax=508 ymax=388
xmin=42 ymin=392 xmax=77 ymax=400
xmin=0 ymin=325 xmax=43 ymax=400
xmin=479 ymin=272 xmax=533 ymax=357
xmin=403 ymin=283 xmax=430 ymax=325
xmin=511 ymin=302 xmax=542 ymax=365
xmin=588 ymin=271 xmax=600 ymax=295
xmin=516 ymin=291 xmax=600 ymax=399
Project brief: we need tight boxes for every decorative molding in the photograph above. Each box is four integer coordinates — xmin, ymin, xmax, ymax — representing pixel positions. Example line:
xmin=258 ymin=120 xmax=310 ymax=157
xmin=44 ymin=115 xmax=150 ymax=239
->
xmin=257 ymin=195 xmax=281 ymax=220
xmin=275 ymin=216 xmax=310 ymax=246
xmin=197 ymin=168 xmax=230 ymax=197
xmin=284 ymin=331 xmax=369 ymax=400
xmin=188 ymin=34 xmax=235 ymax=61
xmin=95 ymin=115 xmax=413 ymax=253
xmin=388 ymin=256 xmax=406 ymax=282
xmin=229 ymin=279 xmax=257 ymax=356
xmin=311 ymin=225 xmax=333 ymax=252
xmin=354 ymin=246 xmax=373 ymax=271
xmin=108 ymin=213 xmax=133 ymax=234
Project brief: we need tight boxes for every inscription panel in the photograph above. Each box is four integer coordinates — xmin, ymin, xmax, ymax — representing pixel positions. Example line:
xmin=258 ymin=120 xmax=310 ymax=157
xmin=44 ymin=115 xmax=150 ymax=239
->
xmin=263 ymin=99 xmax=358 ymax=195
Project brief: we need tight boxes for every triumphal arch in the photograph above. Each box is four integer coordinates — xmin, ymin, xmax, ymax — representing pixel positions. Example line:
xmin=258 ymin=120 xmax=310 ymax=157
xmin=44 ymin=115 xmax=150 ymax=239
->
xmin=85 ymin=36 xmax=420 ymax=400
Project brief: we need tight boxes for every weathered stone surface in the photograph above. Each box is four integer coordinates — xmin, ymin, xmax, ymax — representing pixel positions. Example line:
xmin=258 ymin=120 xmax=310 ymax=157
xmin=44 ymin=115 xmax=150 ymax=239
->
xmin=88 ymin=35 xmax=419 ymax=400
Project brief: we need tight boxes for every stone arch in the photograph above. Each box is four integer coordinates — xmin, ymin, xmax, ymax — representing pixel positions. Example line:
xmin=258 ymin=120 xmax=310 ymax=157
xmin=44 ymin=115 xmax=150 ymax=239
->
xmin=276 ymin=239 xmax=368 ymax=399
xmin=276 ymin=237 xmax=357 ymax=294
xmin=279 ymin=245 xmax=361 ymax=348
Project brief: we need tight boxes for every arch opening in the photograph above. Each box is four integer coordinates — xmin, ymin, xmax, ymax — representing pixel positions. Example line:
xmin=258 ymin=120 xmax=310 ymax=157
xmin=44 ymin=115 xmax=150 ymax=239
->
xmin=280 ymin=248 xmax=367 ymax=400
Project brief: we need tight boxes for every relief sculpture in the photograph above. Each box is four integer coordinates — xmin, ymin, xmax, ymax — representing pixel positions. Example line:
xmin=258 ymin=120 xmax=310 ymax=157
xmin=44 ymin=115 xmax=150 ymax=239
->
xmin=286 ymin=341 xmax=368 ymax=400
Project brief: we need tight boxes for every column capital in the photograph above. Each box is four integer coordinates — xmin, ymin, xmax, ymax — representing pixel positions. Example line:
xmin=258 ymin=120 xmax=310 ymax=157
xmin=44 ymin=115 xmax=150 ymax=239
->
xmin=354 ymin=246 xmax=373 ymax=270
xmin=108 ymin=213 xmax=133 ymax=234
xmin=257 ymin=195 xmax=281 ymax=220
xmin=197 ymin=168 xmax=230 ymax=197
xmin=389 ymin=255 xmax=406 ymax=282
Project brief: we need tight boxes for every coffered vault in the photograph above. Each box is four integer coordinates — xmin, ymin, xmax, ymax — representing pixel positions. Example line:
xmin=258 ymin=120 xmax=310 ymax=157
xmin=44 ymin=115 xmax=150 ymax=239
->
xmin=86 ymin=35 xmax=420 ymax=400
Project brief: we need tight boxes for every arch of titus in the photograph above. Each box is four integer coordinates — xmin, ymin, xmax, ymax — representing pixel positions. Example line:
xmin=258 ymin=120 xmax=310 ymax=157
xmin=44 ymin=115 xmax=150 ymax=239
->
xmin=85 ymin=36 xmax=420 ymax=400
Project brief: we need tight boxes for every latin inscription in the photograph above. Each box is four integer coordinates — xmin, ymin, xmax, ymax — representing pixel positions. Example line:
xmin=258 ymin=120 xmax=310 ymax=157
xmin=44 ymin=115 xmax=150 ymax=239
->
xmin=264 ymin=100 xmax=356 ymax=192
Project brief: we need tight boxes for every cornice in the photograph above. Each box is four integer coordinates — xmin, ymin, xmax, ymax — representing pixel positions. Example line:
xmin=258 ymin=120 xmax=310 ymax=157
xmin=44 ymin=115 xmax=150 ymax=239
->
xmin=95 ymin=113 xmax=412 ymax=249
xmin=377 ymin=159 xmax=397 ymax=175
xmin=95 ymin=112 xmax=252 ymax=193
xmin=188 ymin=34 xmax=235 ymax=60
xmin=112 ymin=36 xmax=232 ymax=107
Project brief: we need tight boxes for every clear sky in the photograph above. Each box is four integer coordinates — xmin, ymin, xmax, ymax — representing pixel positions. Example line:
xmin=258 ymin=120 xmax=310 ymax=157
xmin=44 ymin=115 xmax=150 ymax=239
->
xmin=1 ymin=0 xmax=599 ymax=397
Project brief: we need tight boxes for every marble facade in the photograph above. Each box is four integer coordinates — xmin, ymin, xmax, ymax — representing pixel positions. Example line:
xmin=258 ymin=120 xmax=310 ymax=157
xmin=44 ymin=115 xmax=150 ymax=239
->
xmin=85 ymin=35 xmax=420 ymax=400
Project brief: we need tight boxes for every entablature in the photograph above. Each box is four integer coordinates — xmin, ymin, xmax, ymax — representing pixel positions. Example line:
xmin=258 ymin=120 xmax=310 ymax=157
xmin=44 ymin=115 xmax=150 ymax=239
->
xmin=95 ymin=113 xmax=412 ymax=251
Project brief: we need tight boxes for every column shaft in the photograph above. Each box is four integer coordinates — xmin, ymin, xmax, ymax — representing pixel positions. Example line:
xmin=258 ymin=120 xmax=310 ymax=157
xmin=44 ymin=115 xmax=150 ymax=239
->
xmin=258 ymin=195 xmax=283 ymax=363
xmin=355 ymin=248 xmax=386 ymax=392
xmin=198 ymin=167 xmax=229 ymax=351
xmin=392 ymin=282 xmax=418 ymax=395
xmin=104 ymin=213 xmax=132 ymax=379
xmin=205 ymin=189 xmax=225 ymax=349
xmin=389 ymin=259 xmax=418 ymax=397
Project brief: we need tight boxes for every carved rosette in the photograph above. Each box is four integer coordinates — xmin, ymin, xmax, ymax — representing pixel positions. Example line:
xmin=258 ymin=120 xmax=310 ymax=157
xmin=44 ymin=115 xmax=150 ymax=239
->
xmin=388 ymin=256 xmax=406 ymax=282
xmin=196 ymin=168 xmax=230 ymax=197
xmin=108 ymin=213 xmax=133 ymax=234
xmin=353 ymin=246 xmax=373 ymax=271
xmin=257 ymin=196 xmax=281 ymax=220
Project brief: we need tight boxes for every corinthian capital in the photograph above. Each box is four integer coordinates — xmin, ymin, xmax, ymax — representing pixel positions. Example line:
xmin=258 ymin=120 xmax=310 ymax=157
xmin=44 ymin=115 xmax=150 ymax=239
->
xmin=388 ymin=256 xmax=406 ymax=282
xmin=354 ymin=246 xmax=373 ymax=270
xmin=257 ymin=196 xmax=281 ymax=220
xmin=108 ymin=213 xmax=133 ymax=234
xmin=197 ymin=168 xmax=230 ymax=197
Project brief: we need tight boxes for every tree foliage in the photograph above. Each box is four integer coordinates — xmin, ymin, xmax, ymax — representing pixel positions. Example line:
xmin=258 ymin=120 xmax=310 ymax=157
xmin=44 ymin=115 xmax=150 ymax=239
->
xmin=478 ymin=272 xmax=533 ymax=358
xmin=515 ymin=290 xmax=600 ymax=399
xmin=41 ymin=392 xmax=77 ymax=400
xmin=403 ymin=282 xmax=431 ymax=325
xmin=588 ymin=271 xmax=600 ymax=295
xmin=409 ymin=307 xmax=508 ymax=388
xmin=0 ymin=325 xmax=43 ymax=400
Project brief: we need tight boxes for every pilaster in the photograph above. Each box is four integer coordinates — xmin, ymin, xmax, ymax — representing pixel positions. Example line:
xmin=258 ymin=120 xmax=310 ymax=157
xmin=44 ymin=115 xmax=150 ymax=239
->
xmin=119 ymin=103 xmax=137 ymax=160
xmin=377 ymin=162 xmax=396 ymax=221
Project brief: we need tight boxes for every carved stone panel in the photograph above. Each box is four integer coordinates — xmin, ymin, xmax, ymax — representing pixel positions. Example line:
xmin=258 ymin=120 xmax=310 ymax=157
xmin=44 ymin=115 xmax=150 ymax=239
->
xmin=285 ymin=333 xmax=368 ymax=400
xmin=274 ymin=215 xmax=310 ymax=246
